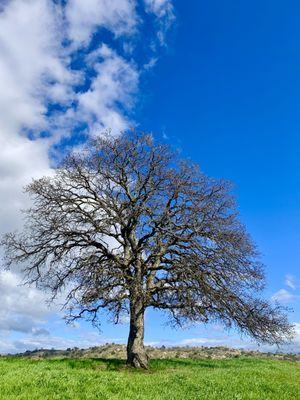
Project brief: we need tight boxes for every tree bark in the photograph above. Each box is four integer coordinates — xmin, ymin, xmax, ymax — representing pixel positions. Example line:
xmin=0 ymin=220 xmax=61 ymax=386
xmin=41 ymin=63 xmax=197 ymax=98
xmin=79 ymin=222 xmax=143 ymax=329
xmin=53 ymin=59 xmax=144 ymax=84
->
xmin=126 ymin=299 xmax=148 ymax=369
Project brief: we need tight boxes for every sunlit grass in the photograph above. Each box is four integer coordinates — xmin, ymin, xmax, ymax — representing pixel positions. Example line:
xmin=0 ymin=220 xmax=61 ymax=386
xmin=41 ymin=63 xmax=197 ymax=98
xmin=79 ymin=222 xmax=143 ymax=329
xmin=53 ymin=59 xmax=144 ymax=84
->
xmin=0 ymin=356 xmax=299 ymax=399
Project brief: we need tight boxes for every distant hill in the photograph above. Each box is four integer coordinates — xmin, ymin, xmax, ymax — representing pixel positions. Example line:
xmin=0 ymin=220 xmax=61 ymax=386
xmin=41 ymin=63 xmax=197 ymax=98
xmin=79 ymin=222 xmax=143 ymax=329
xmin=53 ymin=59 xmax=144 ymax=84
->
xmin=6 ymin=344 xmax=300 ymax=361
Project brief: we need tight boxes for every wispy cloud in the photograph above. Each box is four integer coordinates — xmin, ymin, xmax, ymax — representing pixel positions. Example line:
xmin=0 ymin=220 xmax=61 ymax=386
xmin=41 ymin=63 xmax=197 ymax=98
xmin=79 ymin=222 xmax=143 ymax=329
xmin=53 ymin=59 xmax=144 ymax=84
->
xmin=271 ymin=289 xmax=299 ymax=304
xmin=271 ymin=273 xmax=300 ymax=304
xmin=144 ymin=0 xmax=175 ymax=46
xmin=285 ymin=274 xmax=297 ymax=290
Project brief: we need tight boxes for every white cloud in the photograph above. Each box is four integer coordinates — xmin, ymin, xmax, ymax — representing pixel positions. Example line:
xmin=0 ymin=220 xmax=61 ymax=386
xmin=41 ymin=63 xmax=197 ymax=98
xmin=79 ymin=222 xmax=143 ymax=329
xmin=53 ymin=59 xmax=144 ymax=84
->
xmin=290 ymin=322 xmax=300 ymax=350
xmin=180 ymin=337 xmax=227 ymax=346
xmin=0 ymin=137 xmax=50 ymax=231
xmin=271 ymin=289 xmax=299 ymax=304
xmin=144 ymin=0 xmax=174 ymax=46
xmin=257 ymin=322 xmax=300 ymax=353
xmin=0 ymin=0 xmax=76 ymax=232
xmin=145 ymin=322 xmax=300 ymax=353
xmin=0 ymin=271 xmax=51 ymax=335
xmin=0 ymin=330 xmax=124 ymax=354
xmin=0 ymin=9 xmax=54 ymax=337
xmin=144 ymin=0 xmax=173 ymax=18
xmin=144 ymin=56 xmax=158 ymax=70
xmin=0 ymin=0 xmax=76 ymax=126
xmin=78 ymin=44 xmax=139 ymax=135
xmin=271 ymin=274 xmax=300 ymax=305
xmin=66 ymin=0 xmax=137 ymax=48
xmin=285 ymin=274 xmax=297 ymax=290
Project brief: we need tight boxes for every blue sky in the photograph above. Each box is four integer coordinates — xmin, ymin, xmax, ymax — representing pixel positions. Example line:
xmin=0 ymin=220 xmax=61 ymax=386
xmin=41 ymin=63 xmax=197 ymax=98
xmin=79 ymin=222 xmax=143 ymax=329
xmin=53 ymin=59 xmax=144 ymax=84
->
xmin=0 ymin=0 xmax=299 ymax=353
xmin=139 ymin=0 xmax=300 ymax=295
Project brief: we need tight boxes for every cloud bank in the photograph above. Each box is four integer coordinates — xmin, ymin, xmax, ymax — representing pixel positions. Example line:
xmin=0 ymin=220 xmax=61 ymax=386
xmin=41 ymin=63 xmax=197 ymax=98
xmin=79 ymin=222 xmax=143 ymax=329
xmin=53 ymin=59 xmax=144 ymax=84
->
xmin=0 ymin=0 xmax=174 ymax=352
xmin=0 ymin=0 xmax=174 ymax=231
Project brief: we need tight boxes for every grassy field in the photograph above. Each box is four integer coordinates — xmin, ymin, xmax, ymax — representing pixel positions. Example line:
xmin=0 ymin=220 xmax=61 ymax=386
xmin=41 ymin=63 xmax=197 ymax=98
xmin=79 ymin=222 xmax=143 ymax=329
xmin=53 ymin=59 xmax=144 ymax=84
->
xmin=0 ymin=356 xmax=299 ymax=400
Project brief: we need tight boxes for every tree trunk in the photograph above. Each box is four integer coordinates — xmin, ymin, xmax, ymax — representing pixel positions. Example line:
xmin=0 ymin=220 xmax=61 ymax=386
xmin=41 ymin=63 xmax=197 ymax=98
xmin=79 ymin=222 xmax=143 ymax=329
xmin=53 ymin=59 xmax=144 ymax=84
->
xmin=126 ymin=299 xmax=148 ymax=369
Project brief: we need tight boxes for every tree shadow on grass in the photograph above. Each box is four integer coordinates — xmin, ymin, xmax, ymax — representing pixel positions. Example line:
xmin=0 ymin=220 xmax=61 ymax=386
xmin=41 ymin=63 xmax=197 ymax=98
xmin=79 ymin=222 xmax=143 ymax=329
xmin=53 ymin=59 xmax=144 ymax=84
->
xmin=54 ymin=357 xmax=126 ymax=371
xmin=50 ymin=357 xmax=236 ymax=373
xmin=65 ymin=357 xmax=137 ymax=372
xmin=92 ymin=358 xmax=126 ymax=371
xmin=94 ymin=358 xmax=233 ymax=372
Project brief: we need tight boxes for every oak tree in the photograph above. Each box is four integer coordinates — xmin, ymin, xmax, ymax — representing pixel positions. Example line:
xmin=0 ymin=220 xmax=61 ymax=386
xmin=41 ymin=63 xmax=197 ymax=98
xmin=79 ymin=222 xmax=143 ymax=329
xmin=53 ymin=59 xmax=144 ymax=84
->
xmin=1 ymin=132 xmax=292 ymax=368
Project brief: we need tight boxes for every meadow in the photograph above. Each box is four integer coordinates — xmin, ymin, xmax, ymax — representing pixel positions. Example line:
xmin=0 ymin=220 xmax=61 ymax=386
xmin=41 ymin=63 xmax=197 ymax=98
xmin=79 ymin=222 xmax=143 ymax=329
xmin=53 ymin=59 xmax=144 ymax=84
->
xmin=0 ymin=356 xmax=299 ymax=400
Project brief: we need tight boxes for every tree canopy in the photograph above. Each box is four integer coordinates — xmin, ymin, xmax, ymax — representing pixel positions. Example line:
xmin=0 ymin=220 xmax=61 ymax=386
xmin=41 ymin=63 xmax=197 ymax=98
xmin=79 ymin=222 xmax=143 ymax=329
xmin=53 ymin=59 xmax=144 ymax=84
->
xmin=1 ymin=132 xmax=292 ymax=368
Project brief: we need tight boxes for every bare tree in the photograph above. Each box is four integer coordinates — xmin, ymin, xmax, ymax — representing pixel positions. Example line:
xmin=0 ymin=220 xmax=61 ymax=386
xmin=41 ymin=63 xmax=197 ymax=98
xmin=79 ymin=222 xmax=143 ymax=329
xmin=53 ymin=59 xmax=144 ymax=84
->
xmin=1 ymin=132 xmax=292 ymax=368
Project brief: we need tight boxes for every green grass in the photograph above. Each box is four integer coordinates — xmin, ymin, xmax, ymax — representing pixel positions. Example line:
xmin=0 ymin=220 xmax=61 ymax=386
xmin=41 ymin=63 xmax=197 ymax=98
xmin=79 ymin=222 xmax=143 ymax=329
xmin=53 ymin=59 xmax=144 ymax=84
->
xmin=0 ymin=357 xmax=299 ymax=399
